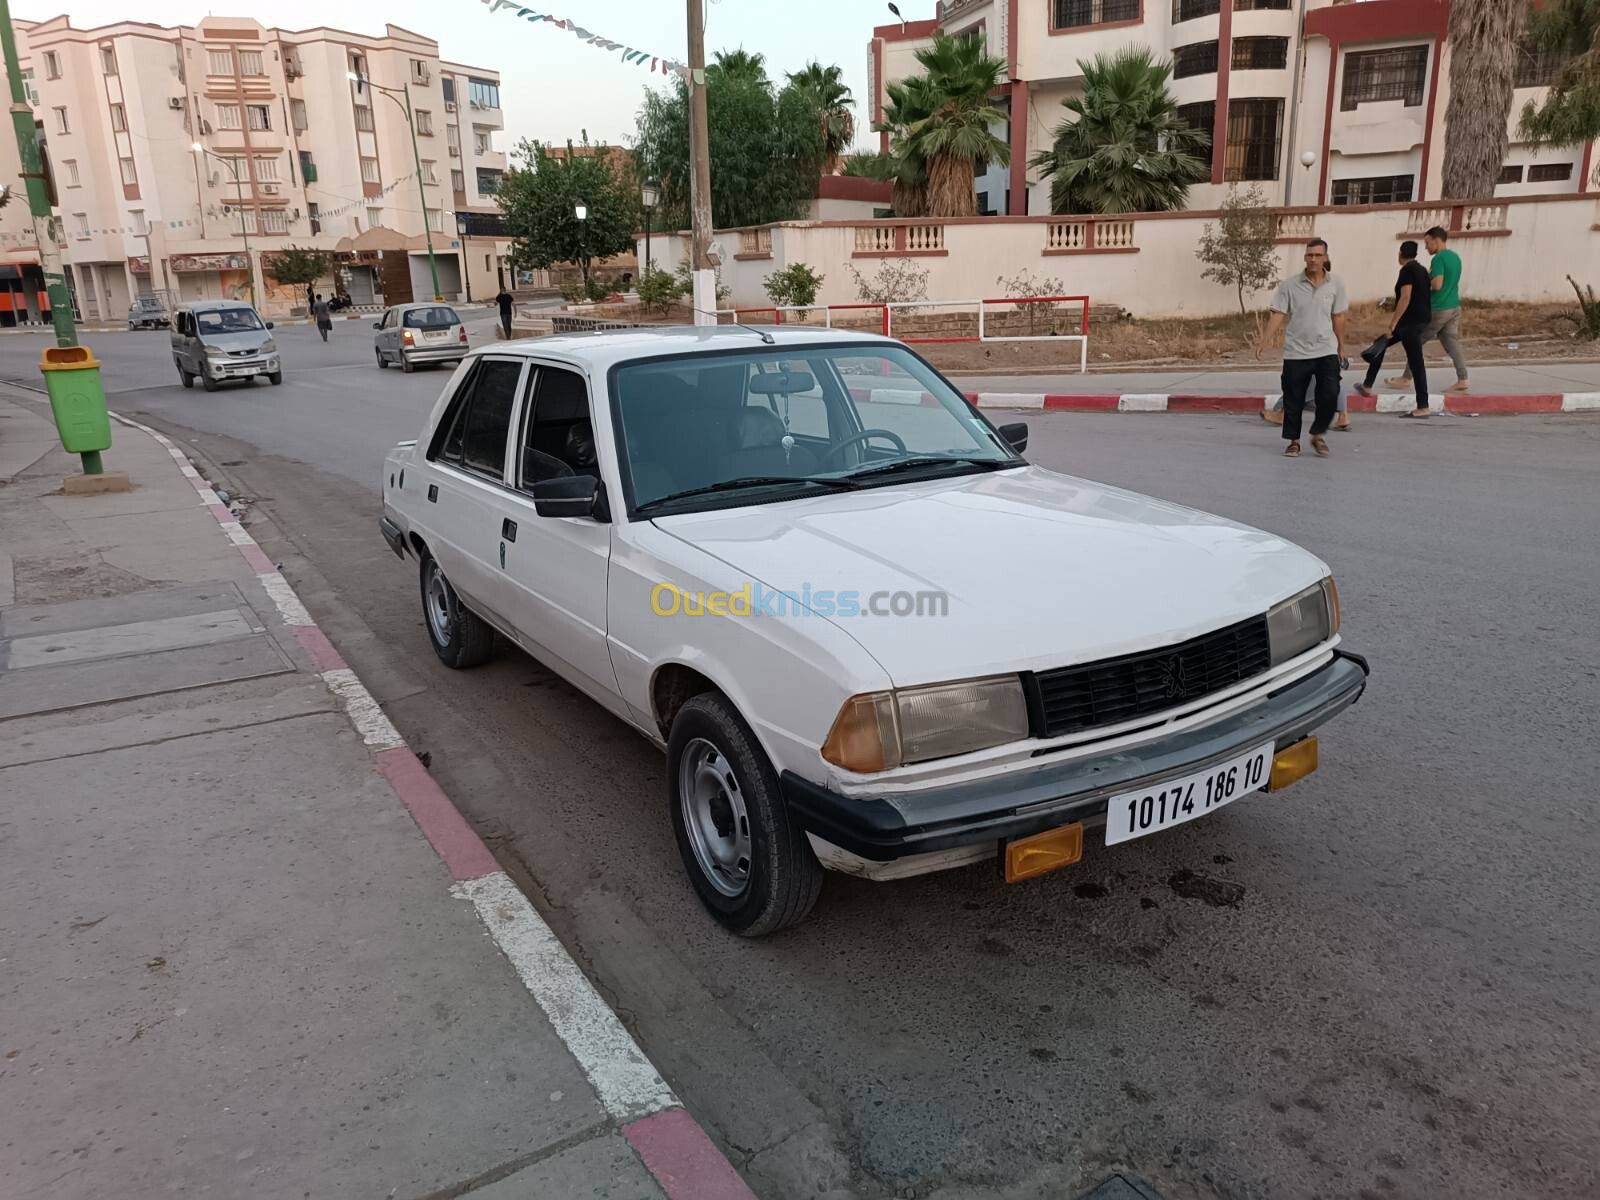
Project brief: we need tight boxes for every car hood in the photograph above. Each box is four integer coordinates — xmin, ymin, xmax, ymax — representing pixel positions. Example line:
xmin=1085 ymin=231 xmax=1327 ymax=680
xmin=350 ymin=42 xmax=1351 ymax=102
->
xmin=200 ymin=330 xmax=271 ymax=351
xmin=651 ymin=465 xmax=1328 ymax=686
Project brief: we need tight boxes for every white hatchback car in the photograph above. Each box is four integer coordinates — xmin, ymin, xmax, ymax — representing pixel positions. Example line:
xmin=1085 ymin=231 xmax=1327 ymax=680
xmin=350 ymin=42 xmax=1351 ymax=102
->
xmin=380 ymin=328 xmax=1368 ymax=935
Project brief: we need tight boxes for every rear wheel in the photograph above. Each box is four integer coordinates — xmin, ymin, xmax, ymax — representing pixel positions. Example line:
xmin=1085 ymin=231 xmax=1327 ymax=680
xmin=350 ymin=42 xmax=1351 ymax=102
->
xmin=400 ymin=354 xmax=414 ymax=374
xmin=668 ymin=693 xmax=822 ymax=936
xmin=419 ymin=554 xmax=494 ymax=668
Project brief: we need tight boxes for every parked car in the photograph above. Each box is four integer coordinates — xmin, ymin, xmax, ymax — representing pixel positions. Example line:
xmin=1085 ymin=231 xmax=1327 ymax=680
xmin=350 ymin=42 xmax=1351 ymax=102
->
xmin=379 ymin=328 xmax=1369 ymax=935
xmin=374 ymin=303 xmax=468 ymax=372
xmin=127 ymin=295 xmax=169 ymax=330
xmin=171 ymin=299 xmax=280 ymax=392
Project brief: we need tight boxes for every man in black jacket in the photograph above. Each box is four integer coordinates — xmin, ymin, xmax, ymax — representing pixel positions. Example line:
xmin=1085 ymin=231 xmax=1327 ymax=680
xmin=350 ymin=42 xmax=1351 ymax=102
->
xmin=494 ymin=287 xmax=514 ymax=339
xmin=1354 ymin=240 xmax=1431 ymax=418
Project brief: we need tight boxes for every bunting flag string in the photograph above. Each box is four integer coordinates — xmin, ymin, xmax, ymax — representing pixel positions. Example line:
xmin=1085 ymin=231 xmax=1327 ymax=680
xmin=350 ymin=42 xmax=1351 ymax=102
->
xmin=478 ymin=1 xmax=705 ymax=84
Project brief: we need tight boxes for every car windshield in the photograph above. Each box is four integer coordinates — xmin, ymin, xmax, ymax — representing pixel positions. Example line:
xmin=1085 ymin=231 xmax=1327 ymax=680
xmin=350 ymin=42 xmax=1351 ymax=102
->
xmin=612 ymin=344 xmax=1020 ymax=514
xmin=196 ymin=309 xmax=264 ymax=334
xmin=403 ymin=306 xmax=459 ymax=329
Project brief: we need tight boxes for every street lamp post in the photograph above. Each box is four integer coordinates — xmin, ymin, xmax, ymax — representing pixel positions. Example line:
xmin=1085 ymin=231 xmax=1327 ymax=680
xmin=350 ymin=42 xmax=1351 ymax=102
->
xmin=191 ymin=142 xmax=255 ymax=306
xmin=640 ymin=177 xmax=659 ymax=277
xmin=349 ymin=71 xmax=442 ymax=302
xmin=575 ymin=203 xmax=587 ymax=293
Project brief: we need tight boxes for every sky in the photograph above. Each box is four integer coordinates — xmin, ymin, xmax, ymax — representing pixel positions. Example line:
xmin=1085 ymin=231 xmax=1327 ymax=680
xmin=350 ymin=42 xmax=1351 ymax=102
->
xmin=24 ymin=0 xmax=934 ymax=159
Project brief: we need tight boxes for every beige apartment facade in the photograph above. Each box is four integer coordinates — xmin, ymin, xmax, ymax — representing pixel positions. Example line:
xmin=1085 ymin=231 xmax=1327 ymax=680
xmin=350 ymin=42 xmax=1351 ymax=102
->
xmin=870 ymin=0 xmax=1599 ymax=217
xmin=1 ymin=15 xmax=512 ymax=321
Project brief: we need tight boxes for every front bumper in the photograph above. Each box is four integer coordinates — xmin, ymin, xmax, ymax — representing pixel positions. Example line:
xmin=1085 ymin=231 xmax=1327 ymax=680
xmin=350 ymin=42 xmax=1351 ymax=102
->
xmin=781 ymin=651 xmax=1370 ymax=862
xmin=208 ymin=354 xmax=279 ymax=379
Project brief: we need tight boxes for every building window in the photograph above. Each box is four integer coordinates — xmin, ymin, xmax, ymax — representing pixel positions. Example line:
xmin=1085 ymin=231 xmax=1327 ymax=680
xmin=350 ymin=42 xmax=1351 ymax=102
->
xmin=208 ymin=48 xmax=234 ymax=75
xmin=53 ymin=107 xmax=69 ymax=134
xmin=1528 ymin=162 xmax=1573 ymax=183
xmin=63 ymin=159 xmax=80 ymax=186
xmin=427 ymin=208 xmax=442 ymax=232
xmin=1515 ymin=37 xmax=1570 ymax=90
xmin=119 ymin=156 xmax=137 ymax=186
xmin=1053 ymin=0 xmax=1142 ymax=29
xmin=20 ymin=68 xmax=36 ymax=106
xmin=355 ymin=105 xmax=374 ymax=132
xmin=283 ymin=50 xmax=301 ymax=78
xmin=415 ymin=109 xmax=434 ymax=136
xmin=349 ymin=53 xmax=366 ymax=82
xmin=411 ymin=58 xmax=430 ymax=84
xmin=474 ymin=130 xmax=492 ymax=155
xmin=255 ymin=155 xmax=280 ymax=182
xmin=421 ymin=160 xmax=438 ymax=184
xmin=1234 ymin=0 xmax=1289 ymax=10
xmin=238 ymin=50 xmax=264 ymax=76
xmin=261 ymin=209 xmax=289 ymax=234
xmin=447 ymin=124 xmax=461 ymax=151
xmin=100 ymin=44 xmax=117 ymax=75
xmin=109 ymin=103 xmax=127 ymax=132
xmin=468 ymin=77 xmax=500 ymax=108
xmin=1497 ymin=164 xmax=1524 ymax=184
xmin=299 ymin=149 xmax=317 ymax=183
xmin=132 ymin=209 xmax=148 ymax=235
xmin=291 ymin=99 xmax=308 ymax=131
xmin=361 ymin=157 xmax=380 ymax=183
xmin=73 ymin=212 xmax=89 ymax=238
xmin=451 ymin=168 xmax=465 ymax=193
xmin=1176 ymin=101 xmax=1215 ymax=138
xmin=1232 ymin=37 xmax=1288 ymax=71
xmin=1341 ymin=46 xmax=1428 ymax=111
xmin=1330 ymin=174 xmax=1414 ymax=205
xmin=1224 ymin=97 xmax=1283 ymax=182
xmin=216 ymin=103 xmax=242 ymax=130
xmin=308 ymin=202 xmax=321 ymax=235
xmin=1173 ymin=42 xmax=1219 ymax=79
xmin=247 ymin=105 xmax=271 ymax=131
xmin=1173 ymin=0 xmax=1219 ymax=21
xmin=441 ymin=77 xmax=456 ymax=104
xmin=44 ymin=50 xmax=61 ymax=79
xmin=366 ymin=206 xmax=383 ymax=228
xmin=476 ymin=168 xmax=503 ymax=194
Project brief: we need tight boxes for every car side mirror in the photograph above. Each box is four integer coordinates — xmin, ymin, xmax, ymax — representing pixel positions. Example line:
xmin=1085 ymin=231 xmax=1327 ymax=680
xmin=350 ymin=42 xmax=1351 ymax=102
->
xmin=265 ymin=321 xmax=275 ymax=330
xmin=532 ymin=474 xmax=607 ymax=521
xmin=997 ymin=421 xmax=1029 ymax=454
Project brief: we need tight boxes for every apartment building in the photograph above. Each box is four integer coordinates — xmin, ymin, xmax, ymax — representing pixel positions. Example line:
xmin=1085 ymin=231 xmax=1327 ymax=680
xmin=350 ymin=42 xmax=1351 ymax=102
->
xmin=869 ymin=0 xmax=1599 ymax=216
xmin=2 ymin=15 xmax=511 ymax=320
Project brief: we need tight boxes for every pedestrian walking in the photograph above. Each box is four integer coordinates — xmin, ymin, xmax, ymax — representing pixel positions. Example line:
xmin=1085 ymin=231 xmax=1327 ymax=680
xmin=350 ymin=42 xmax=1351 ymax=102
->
xmin=1387 ymin=225 xmax=1469 ymax=394
xmin=1258 ymin=239 xmax=1348 ymax=458
xmin=1354 ymin=240 xmax=1431 ymax=418
xmin=312 ymin=292 xmax=332 ymax=342
xmin=1263 ymin=253 xmax=1351 ymax=431
xmin=495 ymin=287 xmax=514 ymax=340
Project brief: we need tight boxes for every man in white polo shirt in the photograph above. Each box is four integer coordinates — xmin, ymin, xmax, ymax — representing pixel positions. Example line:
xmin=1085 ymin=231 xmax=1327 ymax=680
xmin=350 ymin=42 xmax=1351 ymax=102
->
xmin=1257 ymin=239 xmax=1348 ymax=458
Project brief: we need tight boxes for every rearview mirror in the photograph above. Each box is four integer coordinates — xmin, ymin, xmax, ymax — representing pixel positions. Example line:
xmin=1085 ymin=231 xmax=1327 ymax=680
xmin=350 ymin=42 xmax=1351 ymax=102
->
xmin=747 ymin=369 xmax=816 ymax=395
xmin=373 ymin=321 xmax=383 ymax=329
xmin=265 ymin=321 xmax=275 ymax=330
xmin=997 ymin=421 xmax=1029 ymax=454
xmin=532 ymin=474 xmax=607 ymax=521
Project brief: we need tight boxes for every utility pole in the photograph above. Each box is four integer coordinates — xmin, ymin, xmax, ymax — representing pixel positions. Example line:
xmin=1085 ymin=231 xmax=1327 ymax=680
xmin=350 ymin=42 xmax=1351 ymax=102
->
xmin=686 ymin=0 xmax=715 ymax=325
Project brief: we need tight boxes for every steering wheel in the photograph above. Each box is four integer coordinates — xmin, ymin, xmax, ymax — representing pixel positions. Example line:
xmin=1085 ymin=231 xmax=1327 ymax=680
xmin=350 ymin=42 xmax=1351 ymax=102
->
xmin=820 ymin=428 xmax=909 ymax=467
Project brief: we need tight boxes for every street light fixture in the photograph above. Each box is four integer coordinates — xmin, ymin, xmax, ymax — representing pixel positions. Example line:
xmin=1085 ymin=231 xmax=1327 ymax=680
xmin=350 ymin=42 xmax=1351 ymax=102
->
xmin=640 ymin=177 xmax=659 ymax=276
xmin=347 ymin=69 xmax=444 ymax=301
xmin=191 ymin=140 xmax=255 ymax=306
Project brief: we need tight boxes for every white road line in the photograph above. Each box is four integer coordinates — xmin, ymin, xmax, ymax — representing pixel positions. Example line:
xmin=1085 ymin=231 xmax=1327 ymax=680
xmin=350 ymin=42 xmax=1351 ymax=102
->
xmin=1118 ymin=394 xmax=1168 ymax=412
xmin=259 ymin=572 xmax=315 ymax=626
xmin=453 ymin=871 xmax=679 ymax=1123
xmin=319 ymin=667 xmax=405 ymax=749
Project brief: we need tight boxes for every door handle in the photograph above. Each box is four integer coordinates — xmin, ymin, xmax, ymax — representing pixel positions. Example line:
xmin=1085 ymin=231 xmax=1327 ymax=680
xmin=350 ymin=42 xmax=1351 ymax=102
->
xmin=426 ymin=483 xmax=438 ymax=503
xmin=501 ymin=518 xmax=517 ymax=542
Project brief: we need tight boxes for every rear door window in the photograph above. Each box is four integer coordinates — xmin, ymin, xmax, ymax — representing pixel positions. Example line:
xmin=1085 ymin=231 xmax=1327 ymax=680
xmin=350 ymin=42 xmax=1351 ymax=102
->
xmin=458 ymin=358 xmax=523 ymax=478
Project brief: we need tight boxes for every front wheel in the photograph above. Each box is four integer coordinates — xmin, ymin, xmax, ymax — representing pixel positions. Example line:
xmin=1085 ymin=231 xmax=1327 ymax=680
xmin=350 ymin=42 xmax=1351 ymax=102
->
xmin=375 ymin=347 xmax=387 ymax=369
xmin=420 ymin=554 xmax=494 ymax=669
xmin=201 ymin=372 xmax=218 ymax=393
xmin=178 ymin=366 xmax=194 ymax=389
xmin=668 ymin=694 xmax=822 ymax=936
xmin=268 ymin=371 xmax=283 ymax=386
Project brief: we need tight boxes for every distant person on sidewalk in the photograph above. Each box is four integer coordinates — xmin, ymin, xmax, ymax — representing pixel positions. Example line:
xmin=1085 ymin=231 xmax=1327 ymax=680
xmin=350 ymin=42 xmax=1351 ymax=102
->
xmin=1354 ymin=240 xmax=1432 ymax=418
xmin=495 ymin=287 xmax=514 ymax=340
xmin=1258 ymin=239 xmax=1347 ymax=458
xmin=1388 ymin=226 xmax=1469 ymax=395
xmin=312 ymin=293 xmax=332 ymax=342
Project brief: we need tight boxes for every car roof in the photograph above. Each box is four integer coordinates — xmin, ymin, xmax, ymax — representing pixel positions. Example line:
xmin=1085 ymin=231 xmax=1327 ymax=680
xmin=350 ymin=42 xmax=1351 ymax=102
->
xmin=181 ymin=299 xmax=256 ymax=312
xmin=470 ymin=325 xmax=896 ymax=373
xmin=395 ymin=301 xmax=457 ymax=310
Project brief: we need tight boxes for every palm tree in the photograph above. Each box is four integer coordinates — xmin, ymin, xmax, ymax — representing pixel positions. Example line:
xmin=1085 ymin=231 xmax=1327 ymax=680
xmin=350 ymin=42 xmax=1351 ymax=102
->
xmin=901 ymin=32 xmax=1010 ymax=216
xmin=1030 ymin=48 xmax=1209 ymax=215
xmin=711 ymin=49 xmax=767 ymax=84
xmin=788 ymin=62 xmax=856 ymax=174
xmin=1441 ymin=0 xmax=1529 ymax=198
xmin=878 ymin=75 xmax=938 ymax=216
xmin=1518 ymin=0 xmax=1600 ymax=166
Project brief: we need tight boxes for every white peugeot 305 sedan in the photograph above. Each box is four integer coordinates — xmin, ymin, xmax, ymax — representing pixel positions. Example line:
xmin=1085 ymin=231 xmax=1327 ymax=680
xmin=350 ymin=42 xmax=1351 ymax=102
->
xmin=380 ymin=327 xmax=1369 ymax=935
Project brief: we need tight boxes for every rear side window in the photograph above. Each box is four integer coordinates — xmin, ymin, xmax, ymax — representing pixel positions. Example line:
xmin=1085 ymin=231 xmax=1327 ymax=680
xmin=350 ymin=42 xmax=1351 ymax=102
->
xmin=459 ymin=358 xmax=523 ymax=477
xmin=404 ymin=306 xmax=460 ymax=329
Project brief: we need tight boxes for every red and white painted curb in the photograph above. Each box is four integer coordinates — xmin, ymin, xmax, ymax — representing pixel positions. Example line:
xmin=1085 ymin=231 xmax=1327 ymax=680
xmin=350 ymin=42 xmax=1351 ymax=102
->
xmin=108 ymin=412 xmax=757 ymax=1200
xmin=960 ymin=390 xmax=1600 ymax=414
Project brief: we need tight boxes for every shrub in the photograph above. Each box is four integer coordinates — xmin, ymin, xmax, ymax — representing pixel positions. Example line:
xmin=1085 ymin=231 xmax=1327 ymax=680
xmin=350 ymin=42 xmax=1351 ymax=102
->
xmin=846 ymin=259 xmax=929 ymax=305
xmin=637 ymin=266 xmax=681 ymax=318
xmin=1560 ymin=275 xmax=1600 ymax=340
xmin=763 ymin=263 xmax=824 ymax=319
xmin=994 ymin=268 xmax=1067 ymax=335
xmin=674 ymin=260 xmax=732 ymax=308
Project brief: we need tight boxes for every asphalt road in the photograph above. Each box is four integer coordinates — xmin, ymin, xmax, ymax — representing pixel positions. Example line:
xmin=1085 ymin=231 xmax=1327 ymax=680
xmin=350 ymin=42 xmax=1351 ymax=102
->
xmin=5 ymin=323 xmax=1597 ymax=1200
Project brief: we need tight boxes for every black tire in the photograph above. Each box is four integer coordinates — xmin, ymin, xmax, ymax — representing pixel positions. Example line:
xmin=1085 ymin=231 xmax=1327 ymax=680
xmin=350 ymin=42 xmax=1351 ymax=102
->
xmin=419 ymin=554 xmax=494 ymax=668
xmin=201 ymin=372 xmax=219 ymax=393
xmin=268 ymin=371 xmax=283 ymax=386
xmin=179 ymin=367 xmax=194 ymax=389
xmin=400 ymin=354 xmax=415 ymax=374
xmin=668 ymin=693 xmax=822 ymax=936
xmin=376 ymin=347 xmax=387 ymax=369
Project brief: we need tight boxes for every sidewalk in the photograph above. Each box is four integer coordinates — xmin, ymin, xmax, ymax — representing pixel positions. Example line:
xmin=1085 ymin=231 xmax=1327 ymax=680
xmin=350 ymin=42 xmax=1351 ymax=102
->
xmin=0 ymin=394 xmax=752 ymax=1199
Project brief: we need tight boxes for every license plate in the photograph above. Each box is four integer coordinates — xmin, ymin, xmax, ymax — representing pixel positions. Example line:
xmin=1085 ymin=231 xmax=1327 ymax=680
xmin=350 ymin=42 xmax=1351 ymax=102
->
xmin=1104 ymin=741 xmax=1273 ymax=846
xmin=424 ymin=329 xmax=449 ymax=342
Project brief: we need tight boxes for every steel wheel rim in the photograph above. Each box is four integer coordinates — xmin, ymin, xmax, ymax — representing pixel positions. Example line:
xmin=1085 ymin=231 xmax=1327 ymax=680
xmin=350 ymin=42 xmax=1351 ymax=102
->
xmin=678 ymin=737 xmax=751 ymax=898
xmin=426 ymin=566 xmax=453 ymax=646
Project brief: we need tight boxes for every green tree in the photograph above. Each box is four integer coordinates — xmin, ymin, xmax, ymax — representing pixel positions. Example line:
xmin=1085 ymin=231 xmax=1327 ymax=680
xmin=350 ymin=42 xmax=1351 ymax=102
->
xmin=264 ymin=245 xmax=333 ymax=310
xmin=498 ymin=137 xmax=638 ymax=291
xmin=875 ymin=75 xmax=938 ymax=215
xmin=1030 ymin=48 xmax=1209 ymax=215
xmin=635 ymin=54 xmax=827 ymax=230
xmin=840 ymin=152 xmax=895 ymax=181
xmin=1441 ymin=0 xmax=1529 ymax=198
xmin=637 ymin=265 xmax=681 ymax=317
xmin=763 ymin=262 xmax=825 ymax=318
xmin=788 ymin=62 xmax=856 ymax=174
xmin=1518 ymin=0 xmax=1600 ymax=173
xmin=1196 ymin=185 xmax=1281 ymax=317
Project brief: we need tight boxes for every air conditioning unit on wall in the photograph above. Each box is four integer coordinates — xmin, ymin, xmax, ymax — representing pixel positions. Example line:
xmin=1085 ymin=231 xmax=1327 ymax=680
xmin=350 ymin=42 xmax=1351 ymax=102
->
xmin=167 ymin=96 xmax=185 ymax=110
xmin=262 ymin=183 xmax=280 ymax=195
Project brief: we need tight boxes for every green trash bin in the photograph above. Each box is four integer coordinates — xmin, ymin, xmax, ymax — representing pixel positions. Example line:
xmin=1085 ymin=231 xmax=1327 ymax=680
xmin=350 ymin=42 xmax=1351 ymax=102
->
xmin=40 ymin=345 xmax=111 ymax=455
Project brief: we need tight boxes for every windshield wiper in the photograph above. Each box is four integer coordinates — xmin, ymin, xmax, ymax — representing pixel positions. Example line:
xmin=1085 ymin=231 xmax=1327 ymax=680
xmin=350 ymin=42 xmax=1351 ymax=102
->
xmin=636 ymin=474 xmax=861 ymax=513
xmin=845 ymin=455 xmax=1013 ymax=482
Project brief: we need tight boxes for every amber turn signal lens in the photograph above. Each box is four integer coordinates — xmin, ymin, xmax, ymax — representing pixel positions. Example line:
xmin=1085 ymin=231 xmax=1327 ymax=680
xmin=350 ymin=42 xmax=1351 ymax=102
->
xmin=1269 ymin=737 xmax=1318 ymax=792
xmin=1004 ymin=822 xmax=1084 ymax=884
xmin=820 ymin=692 xmax=897 ymax=773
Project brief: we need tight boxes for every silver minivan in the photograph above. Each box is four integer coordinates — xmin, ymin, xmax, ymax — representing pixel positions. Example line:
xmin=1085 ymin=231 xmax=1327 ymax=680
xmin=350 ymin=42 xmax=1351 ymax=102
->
xmin=373 ymin=303 xmax=467 ymax=372
xmin=171 ymin=299 xmax=282 ymax=392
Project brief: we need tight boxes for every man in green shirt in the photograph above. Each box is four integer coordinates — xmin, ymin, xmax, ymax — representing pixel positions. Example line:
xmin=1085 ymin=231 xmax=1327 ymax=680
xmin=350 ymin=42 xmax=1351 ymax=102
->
xmin=1389 ymin=225 xmax=1469 ymax=393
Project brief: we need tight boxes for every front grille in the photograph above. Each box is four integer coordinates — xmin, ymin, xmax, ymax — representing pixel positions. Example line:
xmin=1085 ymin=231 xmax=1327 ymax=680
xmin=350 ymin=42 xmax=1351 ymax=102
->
xmin=1028 ymin=614 xmax=1271 ymax=739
